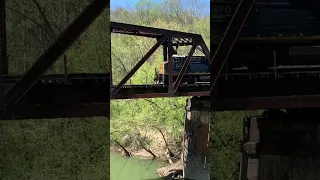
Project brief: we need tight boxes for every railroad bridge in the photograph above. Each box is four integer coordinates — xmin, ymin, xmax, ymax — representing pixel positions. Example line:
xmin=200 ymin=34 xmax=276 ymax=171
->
xmin=0 ymin=0 xmax=211 ymax=179
xmin=2 ymin=0 xmax=320 ymax=179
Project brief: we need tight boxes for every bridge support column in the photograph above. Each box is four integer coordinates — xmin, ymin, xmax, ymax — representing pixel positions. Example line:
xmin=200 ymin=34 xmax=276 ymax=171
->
xmin=183 ymin=97 xmax=210 ymax=180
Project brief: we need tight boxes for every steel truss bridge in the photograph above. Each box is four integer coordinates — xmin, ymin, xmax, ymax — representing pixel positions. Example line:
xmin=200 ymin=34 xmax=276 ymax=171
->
xmin=0 ymin=0 xmax=210 ymax=120
xmin=1 ymin=0 xmax=320 ymax=120
xmin=110 ymin=21 xmax=210 ymax=98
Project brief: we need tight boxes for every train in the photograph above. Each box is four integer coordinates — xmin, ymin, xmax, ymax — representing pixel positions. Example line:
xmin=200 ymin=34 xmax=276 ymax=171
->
xmin=211 ymin=0 xmax=320 ymax=73
xmin=154 ymin=55 xmax=210 ymax=84
xmin=156 ymin=0 xmax=320 ymax=85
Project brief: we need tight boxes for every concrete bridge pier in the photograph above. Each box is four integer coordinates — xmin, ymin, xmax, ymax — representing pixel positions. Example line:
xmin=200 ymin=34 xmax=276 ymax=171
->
xmin=183 ymin=97 xmax=211 ymax=180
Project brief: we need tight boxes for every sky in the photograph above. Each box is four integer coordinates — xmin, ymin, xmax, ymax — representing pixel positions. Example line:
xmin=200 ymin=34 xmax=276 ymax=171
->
xmin=110 ymin=0 xmax=161 ymax=10
xmin=110 ymin=0 xmax=210 ymax=16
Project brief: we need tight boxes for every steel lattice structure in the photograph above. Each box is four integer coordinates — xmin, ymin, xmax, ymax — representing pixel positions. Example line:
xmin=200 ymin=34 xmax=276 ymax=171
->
xmin=110 ymin=22 xmax=210 ymax=99
xmin=0 ymin=0 xmax=110 ymax=120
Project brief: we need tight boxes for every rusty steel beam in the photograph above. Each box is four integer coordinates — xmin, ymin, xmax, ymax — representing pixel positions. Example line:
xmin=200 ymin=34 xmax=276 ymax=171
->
xmin=211 ymin=95 xmax=320 ymax=111
xmin=163 ymin=41 xmax=168 ymax=61
xmin=199 ymin=37 xmax=210 ymax=59
xmin=173 ymin=41 xmax=198 ymax=93
xmin=3 ymin=0 xmax=108 ymax=110
xmin=11 ymin=103 xmax=110 ymax=119
xmin=210 ymin=0 xmax=256 ymax=93
xmin=167 ymin=36 xmax=174 ymax=94
xmin=0 ymin=0 xmax=6 ymax=119
xmin=111 ymin=36 xmax=166 ymax=96
xmin=0 ymin=0 xmax=7 ymax=76
xmin=112 ymin=91 xmax=210 ymax=99
xmin=110 ymin=22 xmax=199 ymax=39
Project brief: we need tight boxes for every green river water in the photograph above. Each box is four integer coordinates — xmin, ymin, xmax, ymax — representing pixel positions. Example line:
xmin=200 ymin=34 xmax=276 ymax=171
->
xmin=110 ymin=152 xmax=168 ymax=180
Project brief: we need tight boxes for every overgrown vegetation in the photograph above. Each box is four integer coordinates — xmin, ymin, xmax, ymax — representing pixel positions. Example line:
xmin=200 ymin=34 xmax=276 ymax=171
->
xmin=1 ymin=0 xmax=110 ymax=179
xmin=110 ymin=0 xmax=210 ymax=157
xmin=110 ymin=0 xmax=259 ymax=179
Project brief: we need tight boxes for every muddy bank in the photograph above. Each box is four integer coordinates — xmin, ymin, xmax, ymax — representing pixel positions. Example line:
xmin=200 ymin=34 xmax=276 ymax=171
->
xmin=110 ymin=129 xmax=184 ymax=178
xmin=110 ymin=145 xmax=170 ymax=161
xmin=111 ymin=129 xmax=183 ymax=159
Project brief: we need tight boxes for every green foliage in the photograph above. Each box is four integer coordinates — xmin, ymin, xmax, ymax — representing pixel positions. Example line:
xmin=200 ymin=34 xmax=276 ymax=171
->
xmin=110 ymin=97 xmax=186 ymax=149
xmin=2 ymin=0 xmax=110 ymax=179
xmin=110 ymin=0 xmax=210 ymax=152
xmin=210 ymin=111 xmax=262 ymax=180
xmin=1 ymin=118 xmax=110 ymax=180
xmin=111 ymin=3 xmax=260 ymax=179
xmin=6 ymin=0 xmax=110 ymax=75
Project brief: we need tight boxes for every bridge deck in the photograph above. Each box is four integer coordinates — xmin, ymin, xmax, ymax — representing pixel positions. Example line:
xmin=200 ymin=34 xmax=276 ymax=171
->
xmin=3 ymin=74 xmax=110 ymax=119
xmin=5 ymin=71 xmax=320 ymax=119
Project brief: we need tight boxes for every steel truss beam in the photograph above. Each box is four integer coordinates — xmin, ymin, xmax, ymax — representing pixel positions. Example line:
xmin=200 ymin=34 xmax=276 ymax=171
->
xmin=0 ymin=0 xmax=7 ymax=76
xmin=3 ymin=0 xmax=109 ymax=115
xmin=110 ymin=22 xmax=199 ymax=40
xmin=110 ymin=22 xmax=210 ymax=98
xmin=211 ymin=95 xmax=320 ymax=111
xmin=111 ymin=36 xmax=166 ymax=96
xmin=112 ymin=91 xmax=210 ymax=99
xmin=210 ymin=0 xmax=256 ymax=94
xmin=173 ymin=41 xmax=198 ymax=93
xmin=167 ymin=36 xmax=174 ymax=94
xmin=2 ymin=73 xmax=110 ymax=119
xmin=0 ymin=0 xmax=6 ymax=117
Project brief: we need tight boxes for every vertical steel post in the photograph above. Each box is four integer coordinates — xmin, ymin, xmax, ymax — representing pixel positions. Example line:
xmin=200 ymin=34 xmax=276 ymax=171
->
xmin=64 ymin=55 xmax=67 ymax=85
xmin=273 ymin=50 xmax=277 ymax=79
xmin=167 ymin=36 xmax=174 ymax=94
xmin=0 ymin=0 xmax=7 ymax=76
xmin=0 ymin=0 xmax=6 ymax=119
xmin=163 ymin=41 xmax=168 ymax=62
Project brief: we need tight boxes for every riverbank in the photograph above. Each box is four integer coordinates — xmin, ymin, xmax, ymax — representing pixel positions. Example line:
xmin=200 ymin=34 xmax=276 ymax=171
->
xmin=110 ymin=129 xmax=183 ymax=161
xmin=110 ymin=148 xmax=183 ymax=179
xmin=110 ymin=128 xmax=184 ymax=179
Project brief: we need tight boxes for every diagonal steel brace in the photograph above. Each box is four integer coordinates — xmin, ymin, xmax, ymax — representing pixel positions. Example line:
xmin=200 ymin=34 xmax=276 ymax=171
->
xmin=4 ymin=0 xmax=109 ymax=109
xmin=173 ymin=41 xmax=198 ymax=93
xmin=111 ymin=36 xmax=167 ymax=96
xmin=210 ymin=0 xmax=256 ymax=93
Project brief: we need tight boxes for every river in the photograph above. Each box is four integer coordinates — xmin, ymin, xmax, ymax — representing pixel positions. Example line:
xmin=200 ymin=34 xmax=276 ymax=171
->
xmin=110 ymin=152 xmax=168 ymax=180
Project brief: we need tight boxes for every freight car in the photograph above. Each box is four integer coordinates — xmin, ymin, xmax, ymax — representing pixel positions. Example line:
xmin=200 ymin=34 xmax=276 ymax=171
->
xmin=211 ymin=0 xmax=320 ymax=73
xmin=154 ymin=55 xmax=210 ymax=84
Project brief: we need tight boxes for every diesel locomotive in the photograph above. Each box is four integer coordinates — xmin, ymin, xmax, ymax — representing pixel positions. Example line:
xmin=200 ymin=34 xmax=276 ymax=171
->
xmin=212 ymin=0 xmax=320 ymax=73
xmin=154 ymin=55 xmax=210 ymax=84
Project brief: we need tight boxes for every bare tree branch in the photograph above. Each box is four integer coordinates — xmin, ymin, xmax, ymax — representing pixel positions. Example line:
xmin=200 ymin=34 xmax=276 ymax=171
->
xmin=31 ymin=0 xmax=57 ymax=40
xmin=112 ymin=52 xmax=128 ymax=74
xmin=6 ymin=7 xmax=42 ymax=27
